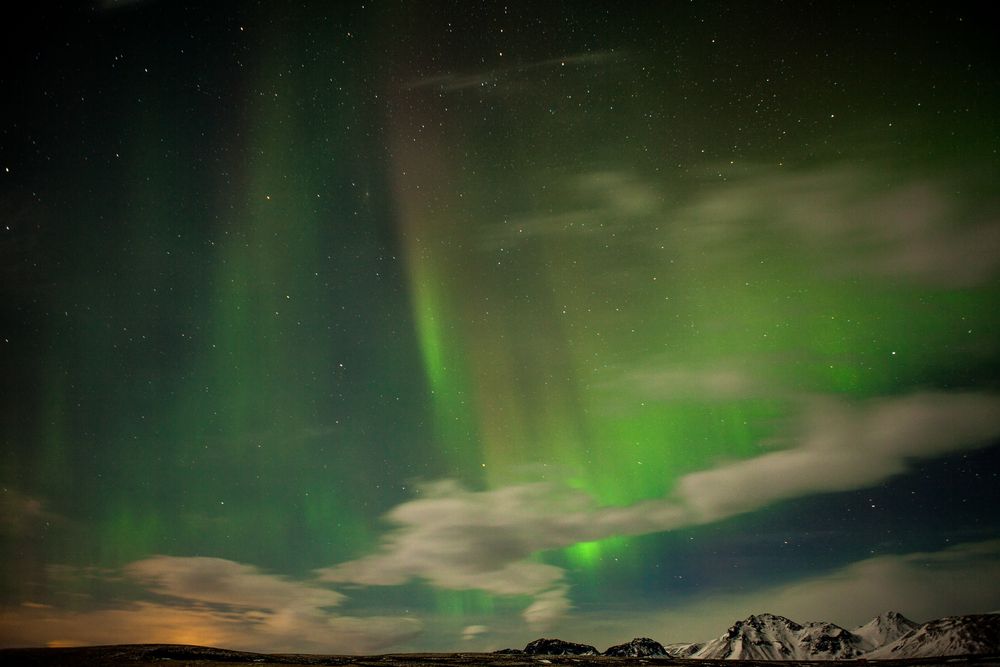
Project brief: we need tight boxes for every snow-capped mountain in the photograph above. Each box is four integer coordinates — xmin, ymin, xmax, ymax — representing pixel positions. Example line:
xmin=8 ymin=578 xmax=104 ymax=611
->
xmin=690 ymin=613 xmax=865 ymax=660
xmin=851 ymin=610 xmax=919 ymax=651
xmin=867 ymin=614 xmax=1000 ymax=659
xmin=519 ymin=611 xmax=998 ymax=661
xmin=691 ymin=613 xmax=801 ymax=660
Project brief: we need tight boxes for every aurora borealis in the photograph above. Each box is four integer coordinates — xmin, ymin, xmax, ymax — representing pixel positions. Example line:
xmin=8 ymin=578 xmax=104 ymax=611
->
xmin=2 ymin=0 xmax=1000 ymax=654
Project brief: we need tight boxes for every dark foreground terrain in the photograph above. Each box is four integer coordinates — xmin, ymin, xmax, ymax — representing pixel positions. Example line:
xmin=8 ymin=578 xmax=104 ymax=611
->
xmin=2 ymin=645 xmax=999 ymax=667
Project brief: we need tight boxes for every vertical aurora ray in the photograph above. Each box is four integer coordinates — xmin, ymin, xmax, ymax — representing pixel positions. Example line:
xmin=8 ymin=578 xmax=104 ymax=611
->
xmin=409 ymin=256 xmax=480 ymax=467
xmin=164 ymin=8 xmax=392 ymax=568
xmin=4 ymin=1 xmax=423 ymax=582
xmin=387 ymin=115 xmax=484 ymax=477
xmin=385 ymin=74 xmax=779 ymax=509
xmin=383 ymin=67 xmax=674 ymax=572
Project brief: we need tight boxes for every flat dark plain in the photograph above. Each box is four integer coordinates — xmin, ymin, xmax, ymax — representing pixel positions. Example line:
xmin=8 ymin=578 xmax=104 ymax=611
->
xmin=2 ymin=645 xmax=1000 ymax=667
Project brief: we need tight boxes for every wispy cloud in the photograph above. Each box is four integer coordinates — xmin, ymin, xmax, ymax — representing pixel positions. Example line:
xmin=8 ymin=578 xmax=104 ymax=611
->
xmin=0 ymin=557 xmax=419 ymax=654
xmin=676 ymin=391 xmax=1000 ymax=522
xmin=462 ymin=624 xmax=488 ymax=641
xmin=478 ymin=164 xmax=1000 ymax=287
xmin=596 ymin=359 xmax=775 ymax=405
xmin=0 ymin=487 xmax=63 ymax=536
xmin=677 ymin=166 xmax=1000 ymax=287
xmin=523 ymin=586 xmax=573 ymax=630
xmin=125 ymin=555 xmax=345 ymax=612
xmin=315 ymin=479 xmax=675 ymax=630
xmin=478 ymin=170 xmax=661 ymax=250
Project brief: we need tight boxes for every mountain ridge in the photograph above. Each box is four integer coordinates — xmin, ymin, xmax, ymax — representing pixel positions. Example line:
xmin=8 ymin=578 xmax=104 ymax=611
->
xmin=514 ymin=611 xmax=997 ymax=659
xmin=868 ymin=614 xmax=1000 ymax=659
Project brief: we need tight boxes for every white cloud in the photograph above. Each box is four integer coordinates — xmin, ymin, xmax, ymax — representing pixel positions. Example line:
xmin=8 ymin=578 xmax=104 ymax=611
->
xmin=126 ymin=555 xmax=345 ymax=611
xmin=316 ymin=480 xmax=677 ymax=628
xmin=676 ymin=392 xmax=1000 ymax=522
xmin=462 ymin=624 xmax=488 ymax=640
xmin=522 ymin=587 xmax=573 ymax=631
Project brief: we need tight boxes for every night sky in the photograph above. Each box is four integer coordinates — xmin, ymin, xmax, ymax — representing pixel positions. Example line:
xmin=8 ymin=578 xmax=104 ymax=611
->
xmin=2 ymin=0 xmax=999 ymax=654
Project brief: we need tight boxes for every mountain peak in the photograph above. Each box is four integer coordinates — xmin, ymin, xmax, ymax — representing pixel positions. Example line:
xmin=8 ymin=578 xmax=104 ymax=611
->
xmin=728 ymin=613 xmax=803 ymax=636
xmin=853 ymin=610 xmax=920 ymax=651
xmin=697 ymin=612 xmax=864 ymax=660
xmin=603 ymin=637 xmax=667 ymax=657
xmin=746 ymin=612 xmax=795 ymax=623
xmin=874 ymin=610 xmax=917 ymax=625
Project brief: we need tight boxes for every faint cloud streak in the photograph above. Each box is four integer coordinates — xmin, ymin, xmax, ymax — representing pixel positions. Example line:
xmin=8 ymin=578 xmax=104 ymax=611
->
xmin=679 ymin=166 xmax=1000 ymax=287
xmin=0 ymin=487 xmax=63 ymax=535
xmin=406 ymin=51 xmax=626 ymax=93
xmin=125 ymin=555 xmax=345 ymax=611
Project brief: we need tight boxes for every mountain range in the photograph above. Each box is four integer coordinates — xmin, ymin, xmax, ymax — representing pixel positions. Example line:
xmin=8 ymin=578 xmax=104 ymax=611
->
xmin=673 ymin=611 xmax=915 ymax=659
xmin=507 ymin=611 xmax=999 ymax=659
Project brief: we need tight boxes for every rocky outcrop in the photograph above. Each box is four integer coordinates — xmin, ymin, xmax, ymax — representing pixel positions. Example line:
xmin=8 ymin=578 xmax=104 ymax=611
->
xmin=603 ymin=637 xmax=668 ymax=657
xmin=523 ymin=638 xmax=599 ymax=655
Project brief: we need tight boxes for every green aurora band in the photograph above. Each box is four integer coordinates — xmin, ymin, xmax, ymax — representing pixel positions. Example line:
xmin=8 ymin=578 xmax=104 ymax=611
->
xmin=3 ymin=0 xmax=999 ymax=644
xmin=383 ymin=32 xmax=1000 ymax=577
